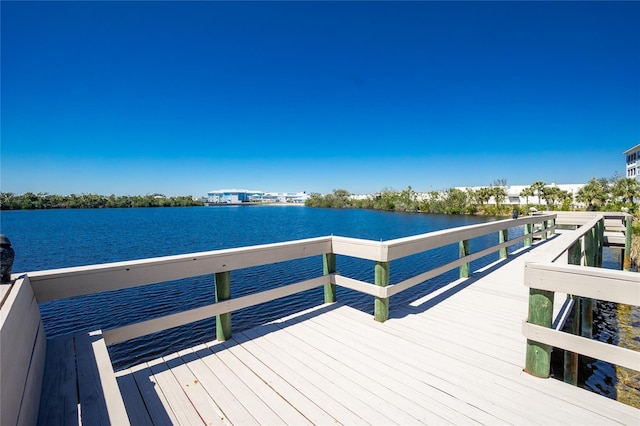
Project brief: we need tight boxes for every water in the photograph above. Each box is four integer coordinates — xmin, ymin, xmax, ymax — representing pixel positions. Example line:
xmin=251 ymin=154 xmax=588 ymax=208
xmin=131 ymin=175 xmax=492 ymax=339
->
xmin=2 ymin=206 xmax=509 ymax=371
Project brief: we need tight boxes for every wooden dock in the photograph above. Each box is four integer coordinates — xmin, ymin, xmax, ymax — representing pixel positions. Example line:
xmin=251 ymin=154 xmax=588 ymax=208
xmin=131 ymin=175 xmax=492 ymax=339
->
xmin=114 ymin=241 xmax=639 ymax=425
xmin=4 ymin=212 xmax=639 ymax=425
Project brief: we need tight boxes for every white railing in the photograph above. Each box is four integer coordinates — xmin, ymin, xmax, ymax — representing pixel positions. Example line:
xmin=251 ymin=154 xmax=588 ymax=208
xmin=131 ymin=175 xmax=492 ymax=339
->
xmin=23 ymin=214 xmax=556 ymax=346
xmin=523 ymin=212 xmax=639 ymax=381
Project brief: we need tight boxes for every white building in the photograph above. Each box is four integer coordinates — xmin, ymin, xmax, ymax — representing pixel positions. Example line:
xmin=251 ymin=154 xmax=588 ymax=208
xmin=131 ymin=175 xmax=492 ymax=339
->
xmin=624 ymin=143 xmax=640 ymax=181
xmin=207 ymin=189 xmax=309 ymax=204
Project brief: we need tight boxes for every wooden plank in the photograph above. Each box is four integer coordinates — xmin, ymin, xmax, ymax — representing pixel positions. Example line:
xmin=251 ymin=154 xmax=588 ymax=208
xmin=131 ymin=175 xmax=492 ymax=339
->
xmin=18 ymin=321 xmax=47 ymax=426
xmin=331 ymin=274 xmax=383 ymax=297
xmin=37 ymin=336 xmax=78 ymax=425
xmin=269 ymin=320 xmax=446 ymax=424
xmin=208 ymin=342 xmax=312 ymax=425
xmin=330 ymin=235 xmax=386 ymax=261
xmin=29 ymin=236 xmax=332 ymax=302
xmin=385 ymin=215 xmax=555 ymax=261
xmin=103 ymin=275 xmax=328 ymax=345
xmin=0 ymin=276 xmax=45 ymax=426
xmin=146 ymin=356 xmax=205 ymax=425
xmin=324 ymin=307 xmax=605 ymax=425
xmin=115 ymin=368 xmax=154 ymax=426
xmin=525 ymin=262 xmax=640 ymax=305
xmin=163 ymin=350 xmax=226 ymax=425
xmin=523 ymin=322 xmax=640 ymax=371
xmin=75 ymin=330 xmax=130 ymax=425
xmin=0 ymin=282 xmax=12 ymax=308
xmin=130 ymin=362 xmax=179 ymax=425
xmin=317 ymin=308 xmax=545 ymax=424
xmin=193 ymin=343 xmax=285 ymax=424
xmin=214 ymin=339 xmax=337 ymax=425
xmin=179 ymin=345 xmax=259 ymax=425
xmin=236 ymin=330 xmax=371 ymax=425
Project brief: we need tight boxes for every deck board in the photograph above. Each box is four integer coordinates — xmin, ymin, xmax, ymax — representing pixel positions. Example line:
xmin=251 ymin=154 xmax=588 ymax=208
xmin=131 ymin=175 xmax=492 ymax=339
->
xmin=115 ymin=239 xmax=640 ymax=425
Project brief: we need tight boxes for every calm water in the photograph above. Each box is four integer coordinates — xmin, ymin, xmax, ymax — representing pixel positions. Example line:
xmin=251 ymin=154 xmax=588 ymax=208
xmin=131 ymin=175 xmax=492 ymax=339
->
xmin=2 ymin=206 xmax=636 ymax=407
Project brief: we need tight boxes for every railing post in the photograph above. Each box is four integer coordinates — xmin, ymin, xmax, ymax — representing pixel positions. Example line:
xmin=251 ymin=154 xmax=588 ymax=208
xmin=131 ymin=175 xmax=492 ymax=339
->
xmin=459 ymin=240 xmax=470 ymax=278
xmin=581 ymin=227 xmax=597 ymax=339
xmin=524 ymin=223 xmax=532 ymax=247
xmin=374 ymin=261 xmax=389 ymax=322
xmin=624 ymin=214 xmax=632 ymax=271
xmin=549 ymin=218 xmax=556 ymax=235
xmin=597 ymin=219 xmax=604 ymax=268
xmin=323 ymin=253 xmax=336 ymax=303
xmin=499 ymin=229 xmax=508 ymax=259
xmin=564 ymin=240 xmax=582 ymax=385
xmin=542 ymin=220 xmax=548 ymax=240
xmin=525 ymin=287 xmax=554 ymax=378
xmin=215 ymin=271 xmax=232 ymax=341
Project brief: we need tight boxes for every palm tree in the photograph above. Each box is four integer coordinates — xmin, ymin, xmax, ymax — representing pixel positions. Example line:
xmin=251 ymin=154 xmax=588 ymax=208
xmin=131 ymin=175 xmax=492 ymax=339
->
xmin=576 ymin=178 xmax=608 ymax=210
xmin=530 ymin=181 xmax=546 ymax=205
xmin=519 ymin=187 xmax=534 ymax=205
xmin=612 ymin=178 xmax=639 ymax=204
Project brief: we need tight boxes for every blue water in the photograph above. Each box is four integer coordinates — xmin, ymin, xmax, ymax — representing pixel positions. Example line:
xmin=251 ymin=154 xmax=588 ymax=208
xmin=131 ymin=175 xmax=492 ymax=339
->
xmin=1 ymin=206 xmax=517 ymax=370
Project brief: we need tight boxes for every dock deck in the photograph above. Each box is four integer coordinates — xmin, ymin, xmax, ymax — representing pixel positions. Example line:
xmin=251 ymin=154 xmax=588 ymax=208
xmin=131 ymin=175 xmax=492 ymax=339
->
xmin=114 ymin=241 xmax=640 ymax=425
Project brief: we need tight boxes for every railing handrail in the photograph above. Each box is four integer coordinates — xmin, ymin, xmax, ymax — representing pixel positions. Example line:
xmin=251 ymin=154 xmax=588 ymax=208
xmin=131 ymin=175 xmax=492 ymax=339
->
xmin=21 ymin=213 xmax=557 ymax=345
xmin=523 ymin=211 xmax=639 ymax=378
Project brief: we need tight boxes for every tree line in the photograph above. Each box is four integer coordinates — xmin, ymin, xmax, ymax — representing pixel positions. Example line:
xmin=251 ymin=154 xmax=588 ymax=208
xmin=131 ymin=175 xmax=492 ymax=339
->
xmin=0 ymin=192 xmax=204 ymax=210
xmin=305 ymin=176 xmax=640 ymax=215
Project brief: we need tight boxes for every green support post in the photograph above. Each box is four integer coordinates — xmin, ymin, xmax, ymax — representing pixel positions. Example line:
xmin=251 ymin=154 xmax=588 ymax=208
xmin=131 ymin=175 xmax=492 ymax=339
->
xmin=549 ymin=218 xmax=556 ymax=235
xmin=542 ymin=220 xmax=548 ymax=240
xmin=525 ymin=288 xmax=554 ymax=378
xmin=624 ymin=215 xmax=632 ymax=271
xmin=323 ymin=253 xmax=336 ymax=303
xmin=596 ymin=219 xmax=604 ymax=268
xmin=499 ymin=229 xmax=508 ymax=259
xmin=215 ymin=271 xmax=232 ymax=341
xmin=374 ymin=261 xmax=389 ymax=322
xmin=459 ymin=239 xmax=470 ymax=278
xmin=524 ymin=223 xmax=532 ymax=247
xmin=564 ymin=240 xmax=582 ymax=385
xmin=582 ymin=228 xmax=596 ymax=339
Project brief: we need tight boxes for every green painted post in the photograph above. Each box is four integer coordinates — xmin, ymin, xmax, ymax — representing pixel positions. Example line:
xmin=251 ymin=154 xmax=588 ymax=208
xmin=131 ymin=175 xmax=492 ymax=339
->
xmin=459 ymin=240 xmax=470 ymax=278
xmin=624 ymin=215 xmax=632 ymax=271
xmin=524 ymin=223 xmax=532 ymax=247
xmin=499 ymin=229 xmax=508 ymax=259
xmin=542 ymin=220 xmax=548 ymax=240
xmin=323 ymin=253 xmax=336 ymax=303
xmin=596 ymin=219 xmax=604 ymax=268
xmin=564 ymin=240 xmax=582 ymax=385
xmin=374 ymin=261 xmax=389 ymax=322
xmin=525 ymin=288 xmax=554 ymax=378
xmin=564 ymin=295 xmax=580 ymax=385
xmin=549 ymin=218 xmax=556 ymax=235
xmin=582 ymin=227 xmax=596 ymax=339
xmin=215 ymin=271 xmax=232 ymax=341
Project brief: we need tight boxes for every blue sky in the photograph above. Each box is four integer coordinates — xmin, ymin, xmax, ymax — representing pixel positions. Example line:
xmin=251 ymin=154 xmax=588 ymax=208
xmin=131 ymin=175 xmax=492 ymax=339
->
xmin=2 ymin=1 xmax=639 ymax=197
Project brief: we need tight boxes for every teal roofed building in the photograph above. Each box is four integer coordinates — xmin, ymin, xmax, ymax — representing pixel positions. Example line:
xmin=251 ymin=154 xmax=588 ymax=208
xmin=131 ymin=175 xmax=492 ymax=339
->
xmin=207 ymin=189 xmax=264 ymax=204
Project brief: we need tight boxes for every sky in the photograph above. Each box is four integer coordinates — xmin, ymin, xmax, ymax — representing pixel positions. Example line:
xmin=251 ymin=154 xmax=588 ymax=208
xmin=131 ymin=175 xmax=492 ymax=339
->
xmin=1 ymin=1 xmax=639 ymax=197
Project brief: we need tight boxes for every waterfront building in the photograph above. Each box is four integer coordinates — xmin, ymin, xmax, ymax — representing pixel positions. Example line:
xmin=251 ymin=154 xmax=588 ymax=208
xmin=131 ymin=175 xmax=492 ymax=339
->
xmin=207 ymin=189 xmax=309 ymax=204
xmin=624 ymin=143 xmax=640 ymax=181
xmin=207 ymin=189 xmax=264 ymax=204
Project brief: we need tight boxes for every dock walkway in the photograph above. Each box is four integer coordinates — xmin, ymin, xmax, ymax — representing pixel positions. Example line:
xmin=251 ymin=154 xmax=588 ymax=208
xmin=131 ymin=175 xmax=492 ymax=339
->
xmin=114 ymin=239 xmax=640 ymax=425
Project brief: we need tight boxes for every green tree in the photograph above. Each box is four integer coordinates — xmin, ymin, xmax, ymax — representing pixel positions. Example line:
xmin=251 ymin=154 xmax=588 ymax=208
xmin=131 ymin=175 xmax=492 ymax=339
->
xmin=612 ymin=178 xmax=639 ymax=204
xmin=519 ymin=186 xmax=534 ymax=205
xmin=530 ymin=181 xmax=546 ymax=205
xmin=576 ymin=177 xmax=609 ymax=210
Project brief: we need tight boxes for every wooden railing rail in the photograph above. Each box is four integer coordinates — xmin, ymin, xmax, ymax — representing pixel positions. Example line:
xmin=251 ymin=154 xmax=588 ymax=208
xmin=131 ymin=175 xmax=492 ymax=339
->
xmin=523 ymin=212 xmax=639 ymax=382
xmin=25 ymin=214 xmax=556 ymax=346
